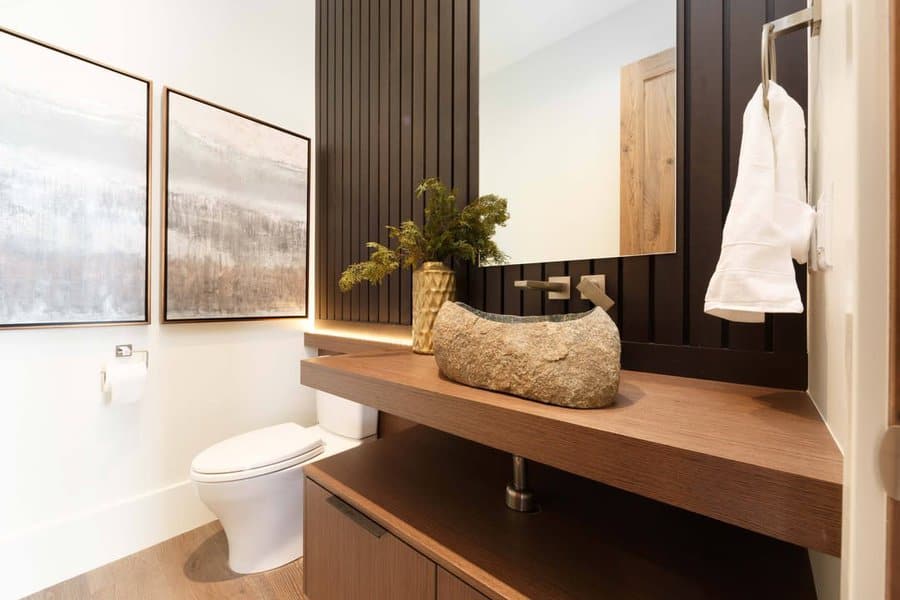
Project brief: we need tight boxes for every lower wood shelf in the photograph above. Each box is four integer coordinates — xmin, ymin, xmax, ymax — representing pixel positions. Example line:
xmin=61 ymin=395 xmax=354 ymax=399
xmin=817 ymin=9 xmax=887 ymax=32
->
xmin=300 ymin=349 xmax=842 ymax=556
xmin=303 ymin=427 xmax=818 ymax=600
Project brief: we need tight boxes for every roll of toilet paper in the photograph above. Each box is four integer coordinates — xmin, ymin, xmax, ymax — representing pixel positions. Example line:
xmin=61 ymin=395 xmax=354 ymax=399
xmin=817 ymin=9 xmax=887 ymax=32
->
xmin=103 ymin=360 xmax=147 ymax=404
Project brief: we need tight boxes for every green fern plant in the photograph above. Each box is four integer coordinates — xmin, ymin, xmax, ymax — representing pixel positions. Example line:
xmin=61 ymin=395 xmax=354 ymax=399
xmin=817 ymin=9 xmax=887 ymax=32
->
xmin=339 ymin=178 xmax=509 ymax=292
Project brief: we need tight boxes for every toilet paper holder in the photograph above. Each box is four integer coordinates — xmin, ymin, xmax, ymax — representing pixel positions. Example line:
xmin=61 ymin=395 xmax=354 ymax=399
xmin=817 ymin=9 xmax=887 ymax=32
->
xmin=100 ymin=344 xmax=149 ymax=389
xmin=115 ymin=344 xmax=149 ymax=365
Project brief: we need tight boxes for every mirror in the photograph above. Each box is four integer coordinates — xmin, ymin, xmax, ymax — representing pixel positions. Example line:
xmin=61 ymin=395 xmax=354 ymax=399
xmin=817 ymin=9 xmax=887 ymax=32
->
xmin=480 ymin=0 xmax=678 ymax=265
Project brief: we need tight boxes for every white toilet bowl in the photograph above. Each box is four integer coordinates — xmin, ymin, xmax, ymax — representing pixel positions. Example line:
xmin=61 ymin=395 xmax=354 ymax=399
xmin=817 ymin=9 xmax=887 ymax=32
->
xmin=190 ymin=394 xmax=377 ymax=574
xmin=193 ymin=458 xmax=309 ymax=574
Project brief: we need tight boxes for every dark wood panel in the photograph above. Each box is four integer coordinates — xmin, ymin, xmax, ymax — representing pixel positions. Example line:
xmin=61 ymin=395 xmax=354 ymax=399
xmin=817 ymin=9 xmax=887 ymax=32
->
xmin=325 ymin=0 xmax=336 ymax=321
xmin=542 ymin=262 xmax=567 ymax=316
xmin=467 ymin=260 xmax=485 ymax=311
xmin=621 ymin=341 xmax=807 ymax=390
xmin=437 ymin=0 xmax=453 ymax=186
xmin=400 ymin=0 xmax=413 ymax=326
xmin=452 ymin=0 xmax=471 ymax=304
xmin=483 ymin=266 xmax=501 ymax=314
xmin=464 ymin=0 xmax=480 ymax=316
xmin=359 ymin=0 xmax=371 ymax=322
xmin=368 ymin=0 xmax=380 ymax=319
xmin=621 ymin=256 xmax=652 ymax=342
xmin=350 ymin=0 xmax=361 ymax=322
xmin=342 ymin=0 xmax=352 ymax=321
xmin=412 ymin=0 xmax=425 ymax=227
xmin=424 ymin=0 xmax=439 ymax=181
xmin=377 ymin=0 xmax=390 ymax=323
xmin=686 ymin=0 xmax=725 ymax=349
xmin=521 ymin=263 xmax=542 ymax=316
xmin=501 ymin=265 xmax=522 ymax=316
xmin=316 ymin=0 xmax=326 ymax=324
xmin=652 ymin=252 xmax=683 ymax=344
xmin=650 ymin=0 xmax=687 ymax=348
xmin=389 ymin=0 xmax=402 ymax=324
xmin=315 ymin=0 xmax=809 ymax=389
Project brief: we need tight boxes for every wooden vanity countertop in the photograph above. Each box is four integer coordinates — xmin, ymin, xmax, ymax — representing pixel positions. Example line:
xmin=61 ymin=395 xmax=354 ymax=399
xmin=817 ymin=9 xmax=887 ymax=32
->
xmin=300 ymin=348 xmax=842 ymax=556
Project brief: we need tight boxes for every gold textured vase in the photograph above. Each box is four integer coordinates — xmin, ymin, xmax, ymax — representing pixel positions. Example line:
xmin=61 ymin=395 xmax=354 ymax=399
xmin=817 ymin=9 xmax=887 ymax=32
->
xmin=412 ymin=261 xmax=456 ymax=354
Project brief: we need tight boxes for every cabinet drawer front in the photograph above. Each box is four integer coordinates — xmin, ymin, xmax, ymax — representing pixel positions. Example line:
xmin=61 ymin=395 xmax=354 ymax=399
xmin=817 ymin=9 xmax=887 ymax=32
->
xmin=304 ymin=479 xmax=436 ymax=600
xmin=437 ymin=568 xmax=489 ymax=600
xmin=325 ymin=494 xmax=388 ymax=538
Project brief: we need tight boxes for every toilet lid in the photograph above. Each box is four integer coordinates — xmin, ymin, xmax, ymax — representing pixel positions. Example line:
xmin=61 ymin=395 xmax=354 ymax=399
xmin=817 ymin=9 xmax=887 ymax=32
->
xmin=191 ymin=423 xmax=323 ymax=475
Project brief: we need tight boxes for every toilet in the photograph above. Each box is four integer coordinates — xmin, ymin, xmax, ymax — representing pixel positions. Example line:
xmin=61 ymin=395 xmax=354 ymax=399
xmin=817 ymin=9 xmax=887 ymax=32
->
xmin=190 ymin=391 xmax=377 ymax=574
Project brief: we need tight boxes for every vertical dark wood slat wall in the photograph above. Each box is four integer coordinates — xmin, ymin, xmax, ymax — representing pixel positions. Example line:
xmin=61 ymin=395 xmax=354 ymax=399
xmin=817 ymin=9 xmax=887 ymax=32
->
xmin=350 ymin=0 xmax=360 ymax=322
xmin=315 ymin=0 xmax=809 ymax=390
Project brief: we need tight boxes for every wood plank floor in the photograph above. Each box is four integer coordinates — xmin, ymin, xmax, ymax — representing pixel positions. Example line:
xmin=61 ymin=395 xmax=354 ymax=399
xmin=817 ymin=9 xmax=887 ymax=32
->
xmin=24 ymin=521 xmax=305 ymax=600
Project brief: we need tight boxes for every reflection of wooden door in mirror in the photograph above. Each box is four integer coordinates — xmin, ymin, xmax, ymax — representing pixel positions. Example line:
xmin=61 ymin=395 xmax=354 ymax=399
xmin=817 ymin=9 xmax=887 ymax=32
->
xmin=620 ymin=48 xmax=677 ymax=256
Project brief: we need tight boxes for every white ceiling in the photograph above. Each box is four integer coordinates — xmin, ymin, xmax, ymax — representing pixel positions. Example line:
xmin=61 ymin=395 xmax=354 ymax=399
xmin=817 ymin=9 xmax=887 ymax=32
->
xmin=480 ymin=0 xmax=643 ymax=77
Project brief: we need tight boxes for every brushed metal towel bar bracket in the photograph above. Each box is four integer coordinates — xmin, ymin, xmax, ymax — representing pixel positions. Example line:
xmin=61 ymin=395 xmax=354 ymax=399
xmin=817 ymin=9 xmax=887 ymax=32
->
xmin=762 ymin=0 xmax=822 ymax=110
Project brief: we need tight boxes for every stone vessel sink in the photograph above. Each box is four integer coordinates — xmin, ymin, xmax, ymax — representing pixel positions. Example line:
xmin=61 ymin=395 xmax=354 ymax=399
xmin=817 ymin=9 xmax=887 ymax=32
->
xmin=431 ymin=302 xmax=620 ymax=408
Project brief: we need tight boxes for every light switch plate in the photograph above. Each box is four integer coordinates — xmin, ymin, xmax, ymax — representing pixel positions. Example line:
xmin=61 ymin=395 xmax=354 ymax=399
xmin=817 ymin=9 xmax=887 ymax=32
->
xmin=813 ymin=186 xmax=834 ymax=271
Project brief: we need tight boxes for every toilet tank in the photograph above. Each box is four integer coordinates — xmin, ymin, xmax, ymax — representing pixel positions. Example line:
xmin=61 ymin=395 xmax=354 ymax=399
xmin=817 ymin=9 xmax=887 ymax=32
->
xmin=316 ymin=390 xmax=378 ymax=439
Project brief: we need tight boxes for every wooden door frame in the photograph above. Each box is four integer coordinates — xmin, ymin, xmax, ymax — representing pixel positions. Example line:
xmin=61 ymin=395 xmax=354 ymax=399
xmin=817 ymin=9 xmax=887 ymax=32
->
xmin=889 ymin=0 xmax=900 ymax=597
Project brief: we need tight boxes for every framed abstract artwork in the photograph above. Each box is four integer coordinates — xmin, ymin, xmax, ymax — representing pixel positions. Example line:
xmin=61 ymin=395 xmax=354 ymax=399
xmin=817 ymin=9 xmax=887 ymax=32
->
xmin=162 ymin=89 xmax=310 ymax=322
xmin=0 ymin=28 xmax=151 ymax=328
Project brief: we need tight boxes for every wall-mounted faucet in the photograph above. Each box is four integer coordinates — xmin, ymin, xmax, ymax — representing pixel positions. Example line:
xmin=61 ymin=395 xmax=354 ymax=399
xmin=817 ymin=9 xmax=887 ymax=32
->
xmin=514 ymin=277 xmax=570 ymax=300
xmin=514 ymin=274 xmax=614 ymax=311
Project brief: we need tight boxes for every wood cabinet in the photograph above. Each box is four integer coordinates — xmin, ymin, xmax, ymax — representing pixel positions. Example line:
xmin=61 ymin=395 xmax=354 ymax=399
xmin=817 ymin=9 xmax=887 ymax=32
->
xmin=437 ymin=569 xmax=488 ymax=600
xmin=303 ymin=427 xmax=818 ymax=599
xmin=304 ymin=479 xmax=436 ymax=599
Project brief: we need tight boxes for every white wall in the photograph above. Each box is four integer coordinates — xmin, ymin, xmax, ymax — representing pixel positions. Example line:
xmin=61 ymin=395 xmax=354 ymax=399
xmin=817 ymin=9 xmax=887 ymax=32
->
xmin=480 ymin=0 xmax=675 ymax=265
xmin=807 ymin=0 xmax=891 ymax=598
xmin=0 ymin=1 xmax=318 ymax=597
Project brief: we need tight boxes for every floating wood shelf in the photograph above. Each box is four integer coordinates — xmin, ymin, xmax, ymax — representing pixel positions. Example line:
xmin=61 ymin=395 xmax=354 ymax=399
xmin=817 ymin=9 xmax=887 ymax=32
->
xmin=304 ymin=330 xmax=410 ymax=355
xmin=300 ymin=346 xmax=843 ymax=556
xmin=305 ymin=427 xmax=819 ymax=599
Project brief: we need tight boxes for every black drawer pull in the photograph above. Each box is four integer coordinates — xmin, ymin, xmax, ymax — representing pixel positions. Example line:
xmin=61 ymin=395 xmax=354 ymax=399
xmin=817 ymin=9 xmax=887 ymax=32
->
xmin=326 ymin=495 xmax=387 ymax=538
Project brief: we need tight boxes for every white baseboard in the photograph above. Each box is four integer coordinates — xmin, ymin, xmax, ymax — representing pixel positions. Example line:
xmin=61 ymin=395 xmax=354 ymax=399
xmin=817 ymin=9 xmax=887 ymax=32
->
xmin=0 ymin=480 xmax=215 ymax=600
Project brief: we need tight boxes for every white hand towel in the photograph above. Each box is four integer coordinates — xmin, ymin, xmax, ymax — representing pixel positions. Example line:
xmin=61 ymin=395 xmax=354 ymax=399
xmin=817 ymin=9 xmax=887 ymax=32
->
xmin=769 ymin=83 xmax=816 ymax=263
xmin=704 ymin=82 xmax=812 ymax=323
